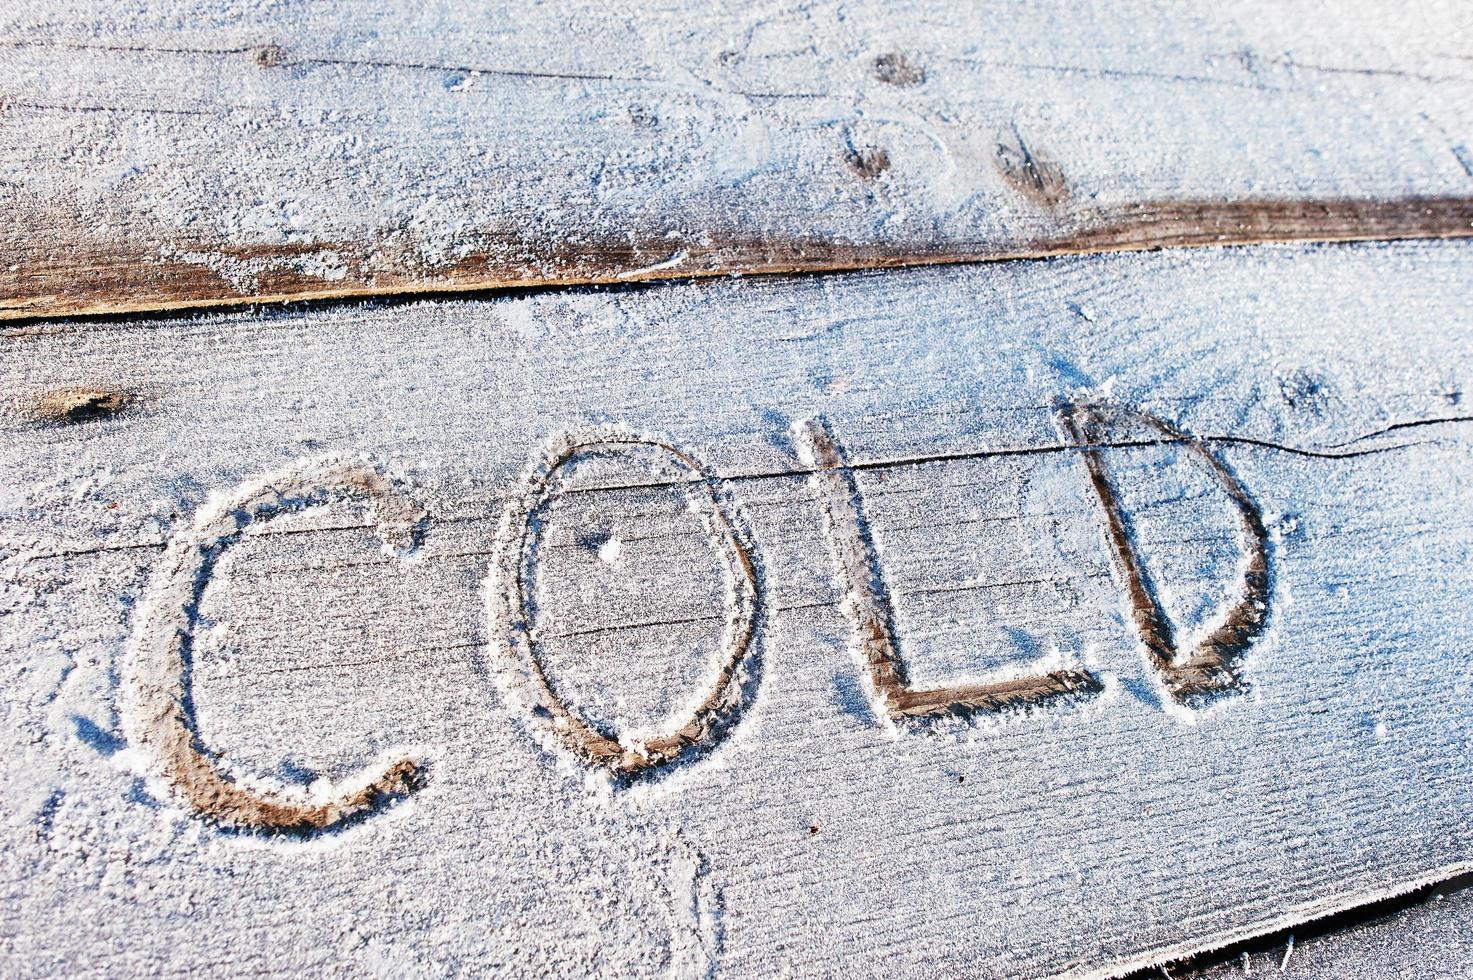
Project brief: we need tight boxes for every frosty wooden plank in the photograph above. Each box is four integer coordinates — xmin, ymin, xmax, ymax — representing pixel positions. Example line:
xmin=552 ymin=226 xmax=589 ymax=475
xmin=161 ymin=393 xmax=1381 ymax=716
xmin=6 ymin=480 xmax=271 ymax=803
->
xmin=4 ymin=0 xmax=1473 ymax=318
xmin=2 ymin=241 xmax=1472 ymax=975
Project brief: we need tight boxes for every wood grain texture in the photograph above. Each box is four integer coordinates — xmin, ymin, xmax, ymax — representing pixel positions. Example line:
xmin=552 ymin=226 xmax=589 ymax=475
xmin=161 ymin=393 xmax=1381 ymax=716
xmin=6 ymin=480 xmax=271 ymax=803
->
xmin=4 ymin=0 xmax=1473 ymax=318
xmin=2 ymin=241 xmax=1471 ymax=975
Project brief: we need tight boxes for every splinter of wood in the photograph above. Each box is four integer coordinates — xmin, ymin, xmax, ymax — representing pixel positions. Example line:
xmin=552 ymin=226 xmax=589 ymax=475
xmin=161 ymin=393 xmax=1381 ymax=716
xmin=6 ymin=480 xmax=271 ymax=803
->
xmin=122 ymin=459 xmax=426 ymax=833
xmin=1057 ymin=402 xmax=1270 ymax=702
xmin=795 ymin=418 xmax=1102 ymax=722
xmin=487 ymin=427 xmax=760 ymax=777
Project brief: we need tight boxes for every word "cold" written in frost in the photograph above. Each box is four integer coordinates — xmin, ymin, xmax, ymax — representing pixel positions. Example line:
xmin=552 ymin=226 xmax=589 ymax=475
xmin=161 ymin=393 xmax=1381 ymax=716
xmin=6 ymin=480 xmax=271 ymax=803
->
xmin=121 ymin=402 xmax=1270 ymax=834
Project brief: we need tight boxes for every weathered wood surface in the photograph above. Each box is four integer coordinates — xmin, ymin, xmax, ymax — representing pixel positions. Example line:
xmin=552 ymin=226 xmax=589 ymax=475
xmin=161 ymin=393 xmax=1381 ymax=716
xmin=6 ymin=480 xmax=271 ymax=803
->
xmin=3 ymin=241 xmax=1472 ymax=975
xmin=4 ymin=0 xmax=1473 ymax=318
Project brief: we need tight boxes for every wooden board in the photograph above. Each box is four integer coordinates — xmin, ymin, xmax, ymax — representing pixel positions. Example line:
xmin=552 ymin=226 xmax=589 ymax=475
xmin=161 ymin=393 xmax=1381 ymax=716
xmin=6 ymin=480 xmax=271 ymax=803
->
xmin=3 ymin=241 xmax=1471 ymax=975
xmin=4 ymin=0 xmax=1473 ymax=318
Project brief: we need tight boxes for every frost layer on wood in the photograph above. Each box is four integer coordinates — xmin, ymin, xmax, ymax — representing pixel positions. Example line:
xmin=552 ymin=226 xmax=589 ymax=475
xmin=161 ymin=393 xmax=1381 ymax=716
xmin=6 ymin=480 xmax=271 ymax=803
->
xmin=3 ymin=0 xmax=1473 ymax=316
xmin=2 ymin=242 xmax=1473 ymax=974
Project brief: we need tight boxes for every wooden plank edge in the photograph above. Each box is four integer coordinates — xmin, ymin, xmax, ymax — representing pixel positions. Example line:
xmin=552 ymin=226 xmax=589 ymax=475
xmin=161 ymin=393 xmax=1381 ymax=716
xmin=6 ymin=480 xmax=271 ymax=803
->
xmin=1100 ymin=861 xmax=1473 ymax=980
xmin=4 ymin=197 xmax=1473 ymax=322
xmin=1123 ymin=870 xmax=1473 ymax=978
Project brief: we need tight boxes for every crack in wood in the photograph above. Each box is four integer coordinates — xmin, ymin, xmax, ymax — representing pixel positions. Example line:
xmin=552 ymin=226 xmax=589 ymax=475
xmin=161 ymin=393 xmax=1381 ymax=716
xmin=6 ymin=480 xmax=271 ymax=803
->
xmin=549 ymin=422 xmax=1444 ymax=501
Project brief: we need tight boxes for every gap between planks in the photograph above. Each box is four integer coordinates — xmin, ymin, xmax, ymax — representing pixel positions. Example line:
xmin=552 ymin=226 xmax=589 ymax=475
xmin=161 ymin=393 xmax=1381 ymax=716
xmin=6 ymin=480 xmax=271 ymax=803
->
xmin=4 ymin=197 xmax=1473 ymax=322
xmin=1110 ymin=863 xmax=1473 ymax=980
xmin=1127 ymin=870 xmax=1473 ymax=979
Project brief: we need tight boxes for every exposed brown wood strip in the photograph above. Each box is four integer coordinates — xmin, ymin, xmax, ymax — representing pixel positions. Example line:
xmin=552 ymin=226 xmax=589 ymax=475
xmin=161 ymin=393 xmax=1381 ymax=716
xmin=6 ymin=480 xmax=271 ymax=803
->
xmin=5 ymin=196 xmax=1472 ymax=321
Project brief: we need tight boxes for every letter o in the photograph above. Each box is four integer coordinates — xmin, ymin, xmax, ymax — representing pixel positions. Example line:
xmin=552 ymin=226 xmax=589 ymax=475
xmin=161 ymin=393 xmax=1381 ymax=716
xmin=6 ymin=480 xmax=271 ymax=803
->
xmin=487 ymin=427 xmax=760 ymax=777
